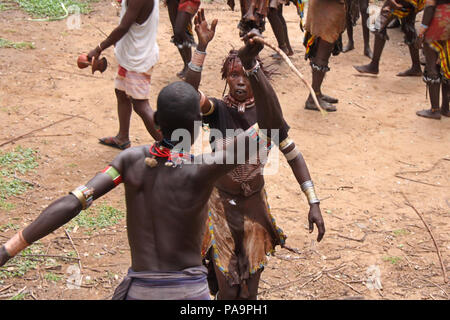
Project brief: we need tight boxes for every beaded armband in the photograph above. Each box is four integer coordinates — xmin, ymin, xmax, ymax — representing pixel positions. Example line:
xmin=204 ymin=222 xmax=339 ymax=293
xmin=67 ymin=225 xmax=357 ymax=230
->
xmin=247 ymin=123 xmax=273 ymax=150
xmin=102 ymin=165 xmax=122 ymax=186
xmin=70 ymin=185 xmax=94 ymax=210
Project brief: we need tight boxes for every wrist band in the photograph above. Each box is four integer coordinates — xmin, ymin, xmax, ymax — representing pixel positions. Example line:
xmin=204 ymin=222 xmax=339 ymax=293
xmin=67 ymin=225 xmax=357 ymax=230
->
xmin=189 ymin=49 xmax=207 ymax=73
xmin=243 ymin=60 xmax=260 ymax=77
xmin=70 ymin=185 xmax=94 ymax=210
xmin=98 ymin=43 xmax=103 ymax=52
xmin=102 ymin=165 xmax=122 ymax=186
xmin=188 ymin=62 xmax=203 ymax=73
xmin=4 ymin=230 xmax=29 ymax=258
xmin=192 ymin=49 xmax=206 ymax=65
xmin=301 ymin=180 xmax=320 ymax=205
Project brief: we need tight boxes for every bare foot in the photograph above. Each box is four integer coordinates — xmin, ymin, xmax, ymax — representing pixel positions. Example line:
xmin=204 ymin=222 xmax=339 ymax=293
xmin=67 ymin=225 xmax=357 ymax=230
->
xmin=354 ymin=64 xmax=379 ymax=75
xmin=305 ymin=96 xmax=337 ymax=112
xmin=416 ymin=108 xmax=441 ymax=120
xmin=396 ymin=67 xmax=422 ymax=77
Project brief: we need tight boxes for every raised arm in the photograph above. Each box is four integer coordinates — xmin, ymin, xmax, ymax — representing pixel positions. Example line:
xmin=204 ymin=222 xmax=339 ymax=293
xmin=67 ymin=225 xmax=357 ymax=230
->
xmin=87 ymin=0 xmax=152 ymax=61
xmin=0 ymin=153 xmax=128 ymax=267
xmin=238 ymin=32 xmax=324 ymax=241
xmin=184 ymin=9 xmax=218 ymax=115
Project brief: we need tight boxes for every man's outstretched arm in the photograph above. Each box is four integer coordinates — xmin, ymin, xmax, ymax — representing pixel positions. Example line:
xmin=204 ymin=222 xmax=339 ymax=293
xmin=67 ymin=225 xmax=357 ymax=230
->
xmin=0 ymin=154 xmax=128 ymax=267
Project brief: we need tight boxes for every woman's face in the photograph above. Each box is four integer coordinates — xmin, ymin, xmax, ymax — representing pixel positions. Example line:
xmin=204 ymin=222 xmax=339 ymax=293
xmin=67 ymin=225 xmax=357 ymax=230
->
xmin=226 ymin=58 xmax=254 ymax=102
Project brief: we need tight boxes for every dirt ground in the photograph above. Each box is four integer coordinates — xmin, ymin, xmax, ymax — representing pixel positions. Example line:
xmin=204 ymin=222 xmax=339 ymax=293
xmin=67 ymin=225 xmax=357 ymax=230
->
xmin=0 ymin=0 xmax=449 ymax=300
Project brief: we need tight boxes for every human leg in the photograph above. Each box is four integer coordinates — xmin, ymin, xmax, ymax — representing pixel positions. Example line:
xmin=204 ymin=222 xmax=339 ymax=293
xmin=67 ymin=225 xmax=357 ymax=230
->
xmin=99 ymin=89 xmax=132 ymax=150
xmin=416 ymin=43 xmax=441 ymax=120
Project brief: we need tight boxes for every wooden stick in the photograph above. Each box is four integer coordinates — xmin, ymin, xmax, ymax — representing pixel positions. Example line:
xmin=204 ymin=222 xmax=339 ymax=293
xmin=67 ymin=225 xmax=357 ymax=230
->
xmin=64 ymin=228 xmax=82 ymax=273
xmin=401 ymin=193 xmax=448 ymax=284
xmin=0 ymin=115 xmax=76 ymax=148
xmin=325 ymin=273 xmax=363 ymax=295
xmin=251 ymin=36 xmax=327 ymax=116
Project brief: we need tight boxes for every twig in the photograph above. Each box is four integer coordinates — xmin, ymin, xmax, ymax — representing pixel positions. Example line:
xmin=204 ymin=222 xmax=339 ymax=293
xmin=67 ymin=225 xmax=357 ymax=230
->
xmin=337 ymin=233 xmax=367 ymax=243
xmin=13 ymin=171 xmax=38 ymax=187
xmin=64 ymin=229 xmax=82 ymax=273
xmin=0 ymin=115 xmax=76 ymax=148
xmin=0 ymin=284 xmax=13 ymax=294
xmin=420 ymin=278 xmax=448 ymax=298
xmin=349 ymin=101 xmax=367 ymax=110
xmin=395 ymin=158 xmax=449 ymax=188
xmin=58 ymin=112 xmax=96 ymax=124
xmin=8 ymin=286 xmax=27 ymax=300
xmin=325 ymin=273 xmax=362 ymax=295
xmin=251 ymin=36 xmax=327 ymax=116
xmin=15 ymin=254 xmax=80 ymax=261
xmin=282 ymin=245 xmax=302 ymax=255
xmin=401 ymin=193 xmax=448 ymax=284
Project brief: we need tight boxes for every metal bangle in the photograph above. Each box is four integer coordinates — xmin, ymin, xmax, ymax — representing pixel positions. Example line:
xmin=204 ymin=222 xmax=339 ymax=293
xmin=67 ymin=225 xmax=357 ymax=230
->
xmin=243 ymin=60 xmax=260 ymax=77
xmin=188 ymin=62 xmax=203 ymax=73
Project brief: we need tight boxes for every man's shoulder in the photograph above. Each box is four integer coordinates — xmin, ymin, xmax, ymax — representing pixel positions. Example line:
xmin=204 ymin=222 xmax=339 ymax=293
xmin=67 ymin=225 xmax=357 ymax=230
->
xmin=112 ymin=145 xmax=149 ymax=170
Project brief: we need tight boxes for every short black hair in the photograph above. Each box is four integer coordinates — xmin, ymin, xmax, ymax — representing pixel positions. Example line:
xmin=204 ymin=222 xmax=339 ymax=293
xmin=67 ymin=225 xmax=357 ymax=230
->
xmin=156 ymin=81 xmax=201 ymax=139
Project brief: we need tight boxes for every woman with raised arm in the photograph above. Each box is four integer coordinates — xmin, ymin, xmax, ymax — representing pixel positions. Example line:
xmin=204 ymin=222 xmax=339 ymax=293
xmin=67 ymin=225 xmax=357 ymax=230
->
xmin=185 ymin=10 xmax=325 ymax=300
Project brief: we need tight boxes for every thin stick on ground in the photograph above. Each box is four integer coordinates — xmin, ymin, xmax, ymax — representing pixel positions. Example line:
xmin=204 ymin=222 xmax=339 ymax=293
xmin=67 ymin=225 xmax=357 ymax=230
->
xmin=325 ymin=273 xmax=363 ymax=295
xmin=64 ymin=228 xmax=82 ymax=273
xmin=0 ymin=115 xmax=76 ymax=148
xmin=251 ymin=36 xmax=327 ymax=116
xmin=401 ymin=192 xmax=448 ymax=284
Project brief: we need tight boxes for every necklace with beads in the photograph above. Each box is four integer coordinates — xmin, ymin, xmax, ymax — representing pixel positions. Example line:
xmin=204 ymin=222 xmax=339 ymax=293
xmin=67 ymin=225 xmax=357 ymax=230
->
xmin=145 ymin=139 xmax=193 ymax=168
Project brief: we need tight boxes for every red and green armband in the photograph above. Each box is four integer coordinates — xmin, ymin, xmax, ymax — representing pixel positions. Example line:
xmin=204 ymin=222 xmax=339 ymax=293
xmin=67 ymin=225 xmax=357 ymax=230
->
xmin=102 ymin=165 xmax=122 ymax=186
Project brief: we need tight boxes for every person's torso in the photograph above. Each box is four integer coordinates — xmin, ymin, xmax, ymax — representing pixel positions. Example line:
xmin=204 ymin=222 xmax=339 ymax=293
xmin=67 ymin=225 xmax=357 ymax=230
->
xmin=114 ymin=0 xmax=159 ymax=72
xmin=120 ymin=146 xmax=212 ymax=272
xmin=206 ymin=99 xmax=266 ymax=196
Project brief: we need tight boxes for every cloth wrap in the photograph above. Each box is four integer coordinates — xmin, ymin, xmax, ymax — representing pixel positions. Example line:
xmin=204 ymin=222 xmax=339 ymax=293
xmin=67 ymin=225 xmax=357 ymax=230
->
xmin=303 ymin=0 xmax=346 ymax=59
xmin=112 ymin=266 xmax=210 ymax=300
xmin=426 ymin=3 xmax=450 ymax=80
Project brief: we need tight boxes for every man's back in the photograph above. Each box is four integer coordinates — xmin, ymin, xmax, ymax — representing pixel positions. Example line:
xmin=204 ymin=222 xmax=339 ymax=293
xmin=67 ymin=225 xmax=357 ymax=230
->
xmin=115 ymin=146 xmax=214 ymax=272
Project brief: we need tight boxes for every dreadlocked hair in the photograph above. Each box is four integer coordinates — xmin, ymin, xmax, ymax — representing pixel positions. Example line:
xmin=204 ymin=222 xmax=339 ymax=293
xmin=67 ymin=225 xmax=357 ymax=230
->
xmin=220 ymin=50 xmax=272 ymax=80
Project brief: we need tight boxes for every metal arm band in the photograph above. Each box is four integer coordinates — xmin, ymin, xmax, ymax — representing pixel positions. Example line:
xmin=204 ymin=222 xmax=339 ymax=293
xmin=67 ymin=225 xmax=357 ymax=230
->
xmin=70 ymin=185 xmax=94 ymax=210
xmin=301 ymin=180 xmax=320 ymax=205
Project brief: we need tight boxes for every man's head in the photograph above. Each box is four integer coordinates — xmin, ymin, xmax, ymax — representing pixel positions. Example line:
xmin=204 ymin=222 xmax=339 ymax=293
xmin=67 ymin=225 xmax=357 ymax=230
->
xmin=155 ymin=81 xmax=201 ymax=145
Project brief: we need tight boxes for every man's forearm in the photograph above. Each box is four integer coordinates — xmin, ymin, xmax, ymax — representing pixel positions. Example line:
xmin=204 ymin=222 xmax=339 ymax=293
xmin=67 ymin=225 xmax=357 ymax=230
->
xmin=99 ymin=26 xmax=130 ymax=52
xmin=0 ymin=195 xmax=81 ymax=266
